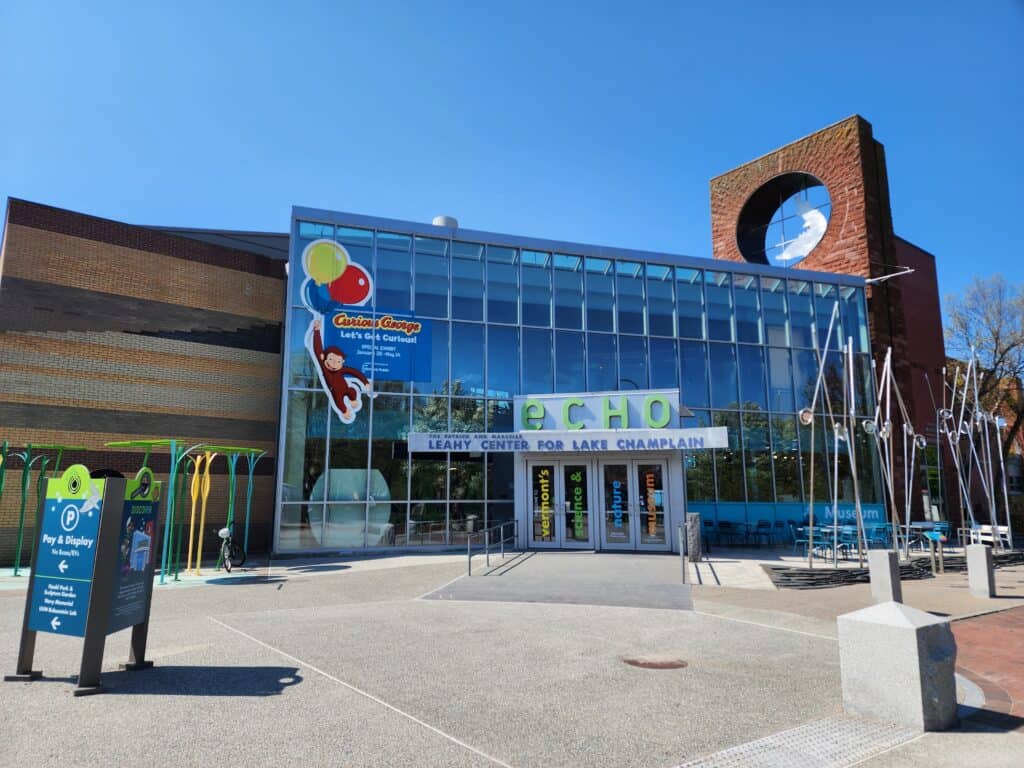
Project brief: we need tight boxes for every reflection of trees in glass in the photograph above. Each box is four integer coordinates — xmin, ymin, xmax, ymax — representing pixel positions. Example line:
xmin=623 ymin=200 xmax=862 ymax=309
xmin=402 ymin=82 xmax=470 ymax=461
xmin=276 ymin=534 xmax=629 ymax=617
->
xmin=713 ymin=411 xmax=743 ymax=501
xmin=450 ymin=397 xmax=486 ymax=432
xmin=411 ymin=455 xmax=446 ymax=500
xmin=450 ymin=456 xmax=484 ymax=500
xmin=742 ymin=413 xmax=772 ymax=502
xmin=771 ymin=415 xmax=802 ymax=502
xmin=685 ymin=452 xmax=714 ymax=502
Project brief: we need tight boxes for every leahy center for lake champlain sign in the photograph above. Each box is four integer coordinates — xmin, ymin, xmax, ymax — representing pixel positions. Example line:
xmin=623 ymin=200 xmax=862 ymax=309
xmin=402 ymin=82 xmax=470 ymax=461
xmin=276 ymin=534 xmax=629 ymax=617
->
xmin=407 ymin=389 xmax=728 ymax=453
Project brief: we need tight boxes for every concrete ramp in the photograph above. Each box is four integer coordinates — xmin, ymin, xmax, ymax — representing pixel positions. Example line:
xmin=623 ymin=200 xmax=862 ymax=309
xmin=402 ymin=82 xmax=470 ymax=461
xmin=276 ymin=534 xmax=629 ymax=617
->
xmin=423 ymin=551 xmax=693 ymax=610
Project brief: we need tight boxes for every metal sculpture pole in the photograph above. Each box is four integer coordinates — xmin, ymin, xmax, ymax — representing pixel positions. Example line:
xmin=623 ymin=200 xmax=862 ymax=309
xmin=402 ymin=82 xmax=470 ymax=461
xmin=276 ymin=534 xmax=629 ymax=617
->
xmin=243 ymin=450 xmax=267 ymax=554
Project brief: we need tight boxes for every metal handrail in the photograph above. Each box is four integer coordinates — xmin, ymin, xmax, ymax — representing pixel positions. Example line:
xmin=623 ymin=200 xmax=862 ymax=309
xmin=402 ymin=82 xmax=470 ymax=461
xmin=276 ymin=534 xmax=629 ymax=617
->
xmin=467 ymin=520 xmax=518 ymax=575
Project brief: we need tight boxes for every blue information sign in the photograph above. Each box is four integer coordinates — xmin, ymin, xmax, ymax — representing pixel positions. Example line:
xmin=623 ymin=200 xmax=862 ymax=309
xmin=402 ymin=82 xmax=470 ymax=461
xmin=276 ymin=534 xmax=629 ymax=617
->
xmin=27 ymin=468 xmax=105 ymax=638
xmin=107 ymin=475 xmax=159 ymax=634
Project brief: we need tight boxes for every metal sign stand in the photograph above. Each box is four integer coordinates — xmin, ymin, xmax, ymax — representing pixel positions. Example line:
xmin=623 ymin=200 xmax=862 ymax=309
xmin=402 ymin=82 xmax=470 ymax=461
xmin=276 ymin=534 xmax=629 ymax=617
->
xmin=5 ymin=466 xmax=161 ymax=696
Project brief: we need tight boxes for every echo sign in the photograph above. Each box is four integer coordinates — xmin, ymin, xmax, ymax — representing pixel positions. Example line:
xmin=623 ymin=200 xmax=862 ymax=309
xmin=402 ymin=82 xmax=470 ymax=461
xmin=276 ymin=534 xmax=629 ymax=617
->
xmin=513 ymin=389 xmax=686 ymax=432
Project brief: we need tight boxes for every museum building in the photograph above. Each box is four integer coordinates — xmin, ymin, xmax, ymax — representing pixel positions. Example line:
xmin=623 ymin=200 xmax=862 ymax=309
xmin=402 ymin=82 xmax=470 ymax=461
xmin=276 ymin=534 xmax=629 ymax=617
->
xmin=0 ymin=115 xmax=947 ymax=562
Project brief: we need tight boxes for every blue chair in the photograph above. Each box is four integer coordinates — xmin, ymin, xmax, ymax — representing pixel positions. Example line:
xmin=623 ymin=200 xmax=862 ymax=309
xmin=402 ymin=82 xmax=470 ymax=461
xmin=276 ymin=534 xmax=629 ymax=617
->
xmin=752 ymin=520 xmax=773 ymax=547
xmin=837 ymin=525 xmax=860 ymax=559
xmin=790 ymin=522 xmax=809 ymax=554
xmin=865 ymin=524 xmax=889 ymax=549
xmin=702 ymin=518 xmax=719 ymax=546
xmin=773 ymin=520 xmax=787 ymax=546
xmin=718 ymin=520 xmax=742 ymax=546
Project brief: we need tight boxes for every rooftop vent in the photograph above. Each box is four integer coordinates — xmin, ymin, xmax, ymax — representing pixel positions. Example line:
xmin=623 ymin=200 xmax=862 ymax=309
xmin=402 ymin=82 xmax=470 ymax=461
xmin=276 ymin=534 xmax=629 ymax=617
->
xmin=432 ymin=215 xmax=458 ymax=229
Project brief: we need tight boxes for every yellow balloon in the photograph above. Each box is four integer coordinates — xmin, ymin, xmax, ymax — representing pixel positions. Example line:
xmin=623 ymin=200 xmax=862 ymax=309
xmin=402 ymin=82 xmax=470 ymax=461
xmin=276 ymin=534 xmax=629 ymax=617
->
xmin=303 ymin=240 xmax=349 ymax=286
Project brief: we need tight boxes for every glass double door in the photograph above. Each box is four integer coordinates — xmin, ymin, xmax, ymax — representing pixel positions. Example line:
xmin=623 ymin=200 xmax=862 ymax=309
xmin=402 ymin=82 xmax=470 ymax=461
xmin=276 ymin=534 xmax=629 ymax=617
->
xmin=599 ymin=459 xmax=670 ymax=551
xmin=527 ymin=461 xmax=594 ymax=548
xmin=526 ymin=457 xmax=671 ymax=551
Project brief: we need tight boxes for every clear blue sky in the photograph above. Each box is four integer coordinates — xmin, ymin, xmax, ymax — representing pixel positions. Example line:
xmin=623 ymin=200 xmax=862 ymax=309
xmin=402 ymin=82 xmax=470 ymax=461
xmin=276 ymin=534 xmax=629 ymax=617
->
xmin=1 ymin=1 xmax=1021 ymax=306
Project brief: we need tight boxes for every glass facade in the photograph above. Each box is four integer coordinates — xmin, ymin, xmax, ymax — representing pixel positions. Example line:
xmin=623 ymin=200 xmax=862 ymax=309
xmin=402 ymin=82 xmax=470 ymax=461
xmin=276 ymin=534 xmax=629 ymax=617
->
xmin=277 ymin=209 xmax=879 ymax=552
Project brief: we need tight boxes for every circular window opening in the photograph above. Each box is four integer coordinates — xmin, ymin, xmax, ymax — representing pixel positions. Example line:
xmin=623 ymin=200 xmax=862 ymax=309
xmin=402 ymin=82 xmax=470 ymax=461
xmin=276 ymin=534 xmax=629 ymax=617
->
xmin=736 ymin=173 xmax=831 ymax=267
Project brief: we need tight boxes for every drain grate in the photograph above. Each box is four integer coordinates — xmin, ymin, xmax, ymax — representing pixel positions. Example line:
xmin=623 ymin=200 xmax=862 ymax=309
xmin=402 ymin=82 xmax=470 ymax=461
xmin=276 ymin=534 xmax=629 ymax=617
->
xmin=622 ymin=656 xmax=688 ymax=670
xmin=675 ymin=716 xmax=919 ymax=767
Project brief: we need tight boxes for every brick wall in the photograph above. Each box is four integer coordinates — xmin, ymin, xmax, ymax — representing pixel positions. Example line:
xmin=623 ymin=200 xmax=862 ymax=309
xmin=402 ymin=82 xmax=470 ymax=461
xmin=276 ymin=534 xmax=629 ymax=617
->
xmin=0 ymin=199 xmax=286 ymax=566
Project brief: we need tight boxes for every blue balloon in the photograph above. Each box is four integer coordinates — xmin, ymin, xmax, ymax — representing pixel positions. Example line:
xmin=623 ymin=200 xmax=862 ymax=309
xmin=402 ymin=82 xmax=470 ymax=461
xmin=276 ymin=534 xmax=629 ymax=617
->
xmin=303 ymin=279 xmax=334 ymax=313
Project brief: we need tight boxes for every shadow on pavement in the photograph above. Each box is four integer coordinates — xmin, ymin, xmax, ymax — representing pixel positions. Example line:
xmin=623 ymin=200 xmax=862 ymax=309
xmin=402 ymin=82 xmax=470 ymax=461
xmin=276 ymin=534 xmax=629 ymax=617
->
xmin=284 ymin=564 xmax=351 ymax=574
xmin=205 ymin=575 xmax=288 ymax=586
xmin=98 ymin=665 xmax=303 ymax=696
xmin=959 ymin=709 xmax=1024 ymax=734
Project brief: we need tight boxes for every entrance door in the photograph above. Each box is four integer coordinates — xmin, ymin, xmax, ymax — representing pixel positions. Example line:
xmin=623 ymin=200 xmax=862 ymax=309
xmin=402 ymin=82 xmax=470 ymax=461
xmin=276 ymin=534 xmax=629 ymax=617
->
xmin=598 ymin=458 xmax=671 ymax=551
xmin=634 ymin=460 xmax=670 ymax=550
xmin=527 ymin=460 xmax=594 ymax=548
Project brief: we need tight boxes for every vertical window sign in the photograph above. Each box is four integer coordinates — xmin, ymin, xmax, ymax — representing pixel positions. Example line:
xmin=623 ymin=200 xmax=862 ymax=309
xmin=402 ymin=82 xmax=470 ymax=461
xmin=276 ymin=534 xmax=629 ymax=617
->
xmin=299 ymin=238 xmax=431 ymax=424
xmin=532 ymin=465 xmax=554 ymax=540
xmin=565 ymin=467 xmax=587 ymax=539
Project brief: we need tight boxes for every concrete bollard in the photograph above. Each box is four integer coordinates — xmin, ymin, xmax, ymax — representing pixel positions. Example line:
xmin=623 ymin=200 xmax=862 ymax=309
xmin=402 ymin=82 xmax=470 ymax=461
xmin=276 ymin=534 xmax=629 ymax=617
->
xmin=685 ymin=513 xmax=702 ymax=562
xmin=966 ymin=544 xmax=996 ymax=598
xmin=867 ymin=549 xmax=902 ymax=603
xmin=838 ymin=602 xmax=958 ymax=731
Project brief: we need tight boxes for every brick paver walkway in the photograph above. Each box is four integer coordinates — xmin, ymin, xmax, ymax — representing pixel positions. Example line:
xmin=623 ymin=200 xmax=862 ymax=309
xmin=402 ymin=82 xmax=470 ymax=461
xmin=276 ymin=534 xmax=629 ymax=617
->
xmin=953 ymin=605 xmax=1024 ymax=730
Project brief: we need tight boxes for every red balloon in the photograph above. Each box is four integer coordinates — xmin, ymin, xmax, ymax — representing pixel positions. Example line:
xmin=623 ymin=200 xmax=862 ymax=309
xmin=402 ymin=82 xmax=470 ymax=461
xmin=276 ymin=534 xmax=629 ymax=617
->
xmin=328 ymin=263 xmax=372 ymax=306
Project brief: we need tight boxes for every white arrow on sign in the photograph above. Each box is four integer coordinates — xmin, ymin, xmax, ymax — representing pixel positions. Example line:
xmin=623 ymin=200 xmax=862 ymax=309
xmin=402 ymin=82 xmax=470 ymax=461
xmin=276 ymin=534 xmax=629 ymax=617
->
xmin=58 ymin=560 xmax=68 ymax=574
xmin=50 ymin=617 xmax=61 ymax=630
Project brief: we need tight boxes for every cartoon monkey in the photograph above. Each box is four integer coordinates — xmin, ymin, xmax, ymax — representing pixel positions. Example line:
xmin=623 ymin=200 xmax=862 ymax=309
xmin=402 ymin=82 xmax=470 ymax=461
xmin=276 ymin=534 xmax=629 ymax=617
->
xmin=311 ymin=318 xmax=371 ymax=418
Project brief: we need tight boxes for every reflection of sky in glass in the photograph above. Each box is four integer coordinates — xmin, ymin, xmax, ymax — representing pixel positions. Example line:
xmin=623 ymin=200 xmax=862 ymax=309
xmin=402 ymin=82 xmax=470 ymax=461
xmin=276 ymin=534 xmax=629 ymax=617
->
xmin=764 ymin=184 xmax=831 ymax=267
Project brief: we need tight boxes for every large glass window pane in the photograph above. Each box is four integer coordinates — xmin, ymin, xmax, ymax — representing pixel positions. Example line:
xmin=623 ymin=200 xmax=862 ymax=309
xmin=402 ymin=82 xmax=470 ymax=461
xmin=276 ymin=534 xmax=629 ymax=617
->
xmin=768 ymin=348 xmax=796 ymax=412
xmin=585 ymin=257 xmax=615 ymax=332
xmin=368 ymin=439 xmax=408 ymax=501
xmin=414 ymin=236 xmax=449 ymax=318
xmin=369 ymin=502 xmax=405 ymax=547
xmin=705 ymin=271 xmax=734 ymax=341
xmin=683 ymin=410 xmax=714 ymax=502
xmin=738 ymin=345 xmax=768 ymax=411
xmin=450 ymin=322 xmax=483 ymax=396
xmin=799 ymin=416 xmax=832 ymax=504
xmin=450 ymin=454 xmax=484 ymax=500
xmin=771 ymin=415 xmax=802 ymax=502
xmin=335 ymin=226 xmax=374 ymax=309
xmin=487 ymin=454 xmax=515 ymax=501
xmin=649 ymin=337 xmax=679 ymax=389
xmin=487 ymin=245 xmax=519 ymax=324
xmin=278 ymin=503 xmax=323 ymax=551
xmin=287 ymin=308 xmax=317 ymax=388
xmin=451 ymin=241 xmax=484 ymax=321
xmin=553 ymin=254 xmax=584 ymax=329
xmin=326 ymin=406 xmax=370 ymax=504
xmin=487 ymin=325 xmax=519 ymax=397
xmin=840 ymin=286 xmax=869 ymax=353
xmin=281 ymin=391 xmax=327 ymax=503
xmin=410 ymin=453 xmax=446 ymax=500
xmin=412 ymin=396 xmax=448 ymax=432
xmin=646 ymin=264 xmax=675 ymax=336
xmin=587 ymin=333 xmax=617 ymax=391
xmin=449 ymin=501 xmax=484 ymax=545
xmin=522 ymin=328 xmax=554 ymax=394
xmin=521 ymin=250 xmax=552 ymax=326
xmin=487 ymin=399 xmax=514 ymax=432
xmin=680 ymin=341 xmax=709 ymax=408
xmin=709 ymin=343 xmax=739 ymax=409
xmin=792 ymin=348 xmax=819 ymax=411
xmin=291 ymin=221 xmax=333 ymax=307
xmin=762 ymin=278 xmax=789 ymax=346
xmin=618 ymin=336 xmax=648 ymax=390
xmin=733 ymin=274 xmax=762 ymax=344
xmin=713 ymin=411 xmax=743 ymax=502
xmin=677 ymin=268 xmax=705 ymax=339
xmin=324 ymin=503 xmax=367 ymax=548
xmin=554 ymin=331 xmax=586 ymax=392
xmin=788 ymin=280 xmax=815 ymax=348
xmin=412 ymin=319 xmax=448 ymax=396
xmin=616 ymin=260 xmax=645 ymax=335
xmin=814 ymin=283 xmax=842 ymax=351
xmin=742 ymin=412 xmax=773 ymax=502
xmin=371 ymin=394 xmax=410 ymax=440
xmin=409 ymin=501 xmax=446 ymax=544
xmin=375 ymin=232 xmax=411 ymax=314
xmin=450 ymin=398 xmax=486 ymax=432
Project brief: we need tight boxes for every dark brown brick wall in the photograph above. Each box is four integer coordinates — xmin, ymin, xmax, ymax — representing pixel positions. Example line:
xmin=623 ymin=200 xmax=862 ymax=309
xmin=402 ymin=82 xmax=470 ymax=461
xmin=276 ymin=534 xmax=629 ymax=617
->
xmin=710 ymin=115 xmax=948 ymax=524
xmin=0 ymin=199 xmax=285 ymax=565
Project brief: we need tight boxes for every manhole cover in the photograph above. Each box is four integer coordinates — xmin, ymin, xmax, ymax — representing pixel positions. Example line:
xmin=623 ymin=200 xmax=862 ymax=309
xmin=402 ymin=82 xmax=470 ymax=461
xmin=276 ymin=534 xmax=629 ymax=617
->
xmin=622 ymin=656 xmax=688 ymax=670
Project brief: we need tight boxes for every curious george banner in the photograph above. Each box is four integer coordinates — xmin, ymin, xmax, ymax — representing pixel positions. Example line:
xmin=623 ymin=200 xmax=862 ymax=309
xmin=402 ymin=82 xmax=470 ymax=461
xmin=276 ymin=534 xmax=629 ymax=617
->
xmin=299 ymin=238 xmax=431 ymax=424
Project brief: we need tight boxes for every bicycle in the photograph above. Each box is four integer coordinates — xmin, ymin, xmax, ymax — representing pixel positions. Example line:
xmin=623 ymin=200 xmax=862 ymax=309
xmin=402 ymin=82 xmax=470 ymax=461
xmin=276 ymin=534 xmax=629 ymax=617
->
xmin=217 ymin=526 xmax=246 ymax=572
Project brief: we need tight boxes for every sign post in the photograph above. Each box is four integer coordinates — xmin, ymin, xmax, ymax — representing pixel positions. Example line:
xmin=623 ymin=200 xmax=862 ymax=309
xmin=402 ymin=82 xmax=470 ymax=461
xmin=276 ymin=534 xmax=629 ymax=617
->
xmin=4 ymin=465 xmax=162 ymax=695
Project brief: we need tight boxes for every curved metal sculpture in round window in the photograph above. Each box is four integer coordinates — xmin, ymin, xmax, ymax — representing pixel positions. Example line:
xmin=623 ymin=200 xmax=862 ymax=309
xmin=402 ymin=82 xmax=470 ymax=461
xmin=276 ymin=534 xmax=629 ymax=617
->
xmin=736 ymin=172 xmax=831 ymax=267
